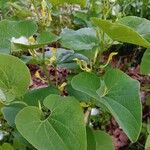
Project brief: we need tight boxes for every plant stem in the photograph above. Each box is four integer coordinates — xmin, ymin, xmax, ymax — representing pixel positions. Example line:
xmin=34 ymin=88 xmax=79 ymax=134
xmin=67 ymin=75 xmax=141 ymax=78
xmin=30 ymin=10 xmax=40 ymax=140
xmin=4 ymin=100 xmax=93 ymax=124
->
xmin=84 ymin=108 xmax=91 ymax=125
xmin=41 ymin=47 xmax=51 ymax=85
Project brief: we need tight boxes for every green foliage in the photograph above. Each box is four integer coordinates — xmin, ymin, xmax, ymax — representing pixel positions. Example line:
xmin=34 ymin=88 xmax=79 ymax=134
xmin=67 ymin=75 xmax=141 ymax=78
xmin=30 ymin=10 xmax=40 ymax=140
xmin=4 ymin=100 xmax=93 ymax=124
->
xmin=14 ymin=31 xmax=59 ymax=50
xmin=23 ymin=86 xmax=58 ymax=106
xmin=60 ymin=28 xmax=99 ymax=51
xmin=0 ymin=20 xmax=37 ymax=53
xmin=49 ymin=0 xmax=86 ymax=7
xmin=0 ymin=1 xmax=149 ymax=149
xmin=0 ymin=143 xmax=14 ymax=150
xmin=141 ymin=48 xmax=150 ymax=74
xmin=15 ymin=95 xmax=87 ymax=150
xmin=92 ymin=16 xmax=150 ymax=48
xmin=145 ymin=124 xmax=150 ymax=150
xmin=0 ymin=54 xmax=31 ymax=103
xmin=71 ymin=69 xmax=142 ymax=142
xmin=87 ymin=127 xmax=114 ymax=150
xmin=2 ymin=102 xmax=26 ymax=127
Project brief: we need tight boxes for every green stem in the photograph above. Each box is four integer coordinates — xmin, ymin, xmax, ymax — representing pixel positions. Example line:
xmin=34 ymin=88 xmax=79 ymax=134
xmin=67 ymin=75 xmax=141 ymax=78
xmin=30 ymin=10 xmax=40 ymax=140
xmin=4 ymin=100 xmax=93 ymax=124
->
xmin=84 ymin=108 xmax=91 ymax=125
xmin=41 ymin=48 xmax=51 ymax=85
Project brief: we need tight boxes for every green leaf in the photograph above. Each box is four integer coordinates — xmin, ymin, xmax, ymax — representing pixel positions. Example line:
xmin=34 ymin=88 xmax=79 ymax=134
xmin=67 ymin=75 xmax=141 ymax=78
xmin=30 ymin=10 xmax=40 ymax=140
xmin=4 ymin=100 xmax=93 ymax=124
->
xmin=60 ymin=28 xmax=98 ymax=51
xmin=2 ymin=102 xmax=26 ymax=127
xmin=87 ymin=127 xmax=114 ymax=150
xmin=141 ymin=48 xmax=150 ymax=74
xmin=145 ymin=134 xmax=150 ymax=150
xmin=14 ymin=31 xmax=59 ymax=49
xmin=13 ymin=138 xmax=26 ymax=150
xmin=23 ymin=86 xmax=58 ymax=106
xmin=86 ymin=127 xmax=96 ymax=150
xmin=92 ymin=16 xmax=150 ymax=48
xmin=94 ymin=130 xmax=114 ymax=150
xmin=0 ymin=20 xmax=37 ymax=53
xmin=15 ymin=94 xmax=87 ymax=150
xmin=49 ymin=0 xmax=86 ymax=7
xmin=67 ymin=84 xmax=91 ymax=102
xmin=0 ymin=54 xmax=31 ymax=102
xmin=0 ymin=143 xmax=14 ymax=150
xmin=45 ymin=48 xmax=89 ymax=69
xmin=71 ymin=72 xmax=100 ymax=100
xmin=71 ymin=69 xmax=142 ymax=142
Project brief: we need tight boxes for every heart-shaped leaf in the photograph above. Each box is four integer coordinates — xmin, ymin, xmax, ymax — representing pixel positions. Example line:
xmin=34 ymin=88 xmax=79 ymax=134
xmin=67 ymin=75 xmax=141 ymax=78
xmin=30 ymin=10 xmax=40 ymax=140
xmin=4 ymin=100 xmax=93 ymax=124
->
xmin=0 ymin=20 xmax=37 ymax=53
xmin=71 ymin=69 xmax=142 ymax=142
xmin=0 ymin=54 xmax=31 ymax=102
xmin=71 ymin=72 xmax=100 ymax=100
xmin=15 ymin=95 xmax=87 ymax=150
xmin=92 ymin=16 xmax=150 ymax=48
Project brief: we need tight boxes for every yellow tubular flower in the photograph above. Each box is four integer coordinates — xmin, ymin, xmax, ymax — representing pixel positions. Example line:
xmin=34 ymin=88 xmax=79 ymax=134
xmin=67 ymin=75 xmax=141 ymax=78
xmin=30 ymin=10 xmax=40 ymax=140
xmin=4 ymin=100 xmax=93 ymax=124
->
xmin=100 ymin=52 xmax=118 ymax=68
xmin=35 ymin=70 xmax=46 ymax=83
xmin=41 ymin=0 xmax=47 ymax=17
xmin=74 ymin=58 xmax=91 ymax=72
xmin=49 ymin=48 xmax=57 ymax=65
xmin=58 ymin=82 xmax=67 ymax=92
